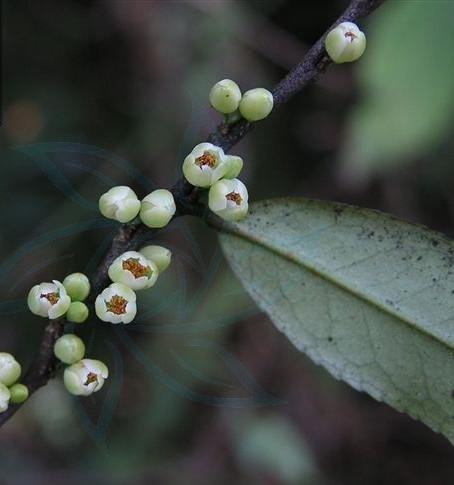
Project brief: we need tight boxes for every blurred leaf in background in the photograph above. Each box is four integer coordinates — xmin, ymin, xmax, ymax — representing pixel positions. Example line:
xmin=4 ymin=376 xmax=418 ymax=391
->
xmin=229 ymin=411 xmax=317 ymax=484
xmin=341 ymin=1 xmax=454 ymax=178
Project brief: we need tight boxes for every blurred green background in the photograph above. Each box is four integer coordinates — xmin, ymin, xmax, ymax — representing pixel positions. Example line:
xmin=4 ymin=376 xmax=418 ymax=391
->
xmin=2 ymin=1 xmax=454 ymax=484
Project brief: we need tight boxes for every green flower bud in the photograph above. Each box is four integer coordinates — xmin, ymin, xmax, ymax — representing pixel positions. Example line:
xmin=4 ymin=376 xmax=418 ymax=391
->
xmin=63 ymin=359 xmax=108 ymax=396
xmin=63 ymin=273 xmax=90 ymax=302
xmin=54 ymin=334 xmax=86 ymax=365
xmin=239 ymin=88 xmax=273 ymax=122
xmin=182 ymin=143 xmax=230 ymax=188
xmin=9 ymin=383 xmax=29 ymax=404
xmin=66 ymin=301 xmax=89 ymax=323
xmin=208 ymin=178 xmax=249 ymax=222
xmin=140 ymin=189 xmax=176 ymax=228
xmin=325 ymin=22 xmax=366 ymax=64
xmin=27 ymin=280 xmax=71 ymax=319
xmin=139 ymin=245 xmax=172 ymax=273
xmin=223 ymin=155 xmax=244 ymax=179
xmin=108 ymin=250 xmax=159 ymax=290
xmin=0 ymin=353 xmax=21 ymax=387
xmin=209 ymin=79 xmax=242 ymax=114
xmin=95 ymin=283 xmax=137 ymax=324
xmin=0 ymin=383 xmax=10 ymax=413
xmin=99 ymin=186 xmax=141 ymax=223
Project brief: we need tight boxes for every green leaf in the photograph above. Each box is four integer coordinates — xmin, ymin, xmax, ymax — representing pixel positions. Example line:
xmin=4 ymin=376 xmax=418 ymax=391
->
xmin=341 ymin=1 xmax=454 ymax=176
xmin=219 ymin=198 xmax=454 ymax=444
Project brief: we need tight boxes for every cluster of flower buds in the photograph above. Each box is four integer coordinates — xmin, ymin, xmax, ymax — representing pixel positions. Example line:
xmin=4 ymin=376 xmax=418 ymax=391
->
xmin=325 ymin=22 xmax=366 ymax=64
xmin=209 ymin=79 xmax=274 ymax=122
xmin=183 ymin=142 xmax=249 ymax=222
xmin=27 ymin=272 xmax=90 ymax=323
xmin=0 ymin=353 xmax=29 ymax=413
xmin=52 ymin=334 xmax=108 ymax=397
xmin=99 ymin=185 xmax=176 ymax=228
xmin=95 ymin=245 xmax=171 ymax=325
xmin=23 ymin=75 xmax=280 ymax=401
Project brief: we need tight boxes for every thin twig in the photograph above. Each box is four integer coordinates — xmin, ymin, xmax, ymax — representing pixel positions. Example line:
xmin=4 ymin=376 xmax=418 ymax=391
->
xmin=0 ymin=0 xmax=386 ymax=428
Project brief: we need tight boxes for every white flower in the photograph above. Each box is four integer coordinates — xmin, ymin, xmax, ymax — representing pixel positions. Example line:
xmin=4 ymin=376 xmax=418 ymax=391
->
xmin=139 ymin=245 xmax=172 ymax=273
xmin=27 ymin=280 xmax=71 ymax=319
xmin=95 ymin=283 xmax=137 ymax=324
xmin=0 ymin=353 xmax=21 ymax=387
xmin=63 ymin=359 xmax=109 ymax=396
xmin=108 ymin=250 xmax=159 ymax=290
xmin=140 ymin=189 xmax=176 ymax=228
xmin=0 ymin=383 xmax=10 ymax=413
xmin=99 ymin=186 xmax=141 ymax=223
xmin=182 ymin=143 xmax=230 ymax=188
xmin=325 ymin=22 xmax=366 ymax=64
xmin=208 ymin=178 xmax=249 ymax=222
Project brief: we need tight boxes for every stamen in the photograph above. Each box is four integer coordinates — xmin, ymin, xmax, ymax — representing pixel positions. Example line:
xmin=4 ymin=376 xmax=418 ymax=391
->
xmin=106 ymin=295 xmax=128 ymax=315
xmin=84 ymin=372 xmax=98 ymax=386
xmin=122 ymin=258 xmax=151 ymax=279
xmin=41 ymin=292 xmax=60 ymax=305
xmin=195 ymin=152 xmax=216 ymax=168
xmin=226 ymin=191 xmax=243 ymax=205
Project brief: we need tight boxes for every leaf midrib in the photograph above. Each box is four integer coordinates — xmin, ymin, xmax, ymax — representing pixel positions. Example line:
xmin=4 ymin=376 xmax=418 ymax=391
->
xmin=219 ymin=214 xmax=454 ymax=353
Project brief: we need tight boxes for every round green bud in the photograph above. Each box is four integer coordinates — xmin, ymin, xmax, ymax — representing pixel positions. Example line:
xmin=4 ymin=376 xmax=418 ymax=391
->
xmin=63 ymin=273 xmax=90 ymax=302
xmin=223 ymin=155 xmax=244 ymax=179
xmin=9 ymin=383 xmax=29 ymax=404
xmin=239 ymin=88 xmax=273 ymax=122
xmin=208 ymin=178 xmax=249 ymax=222
xmin=54 ymin=334 xmax=86 ymax=365
xmin=99 ymin=186 xmax=141 ymax=223
xmin=0 ymin=383 xmax=10 ymax=412
xmin=209 ymin=79 xmax=242 ymax=114
xmin=139 ymin=245 xmax=172 ymax=273
xmin=140 ymin=189 xmax=176 ymax=228
xmin=66 ymin=301 xmax=89 ymax=323
xmin=0 ymin=353 xmax=21 ymax=387
xmin=325 ymin=22 xmax=366 ymax=64
xmin=63 ymin=359 xmax=108 ymax=396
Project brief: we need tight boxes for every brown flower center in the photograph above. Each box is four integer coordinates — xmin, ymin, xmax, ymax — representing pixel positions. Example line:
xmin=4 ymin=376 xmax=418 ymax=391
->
xmin=106 ymin=295 xmax=128 ymax=315
xmin=41 ymin=292 xmax=60 ymax=305
xmin=345 ymin=31 xmax=357 ymax=41
xmin=195 ymin=152 xmax=216 ymax=168
xmin=226 ymin=191 xmax=243 ymax=205
xmin=122 ymin=258 xmax=151 ymax=279
xmin=84 ymin=372 xmax=98 ymax=386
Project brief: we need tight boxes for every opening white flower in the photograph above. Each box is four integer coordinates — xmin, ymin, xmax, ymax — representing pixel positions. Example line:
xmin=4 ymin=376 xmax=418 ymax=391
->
xmin=208 ymin=178 xmax=249 ymax=221
xmin=0 ymin=383 xmax=10 ymax=413
xmin=182 ymin=143 xmax=231 ymax=188
xmin=325 ymin=22 xmax=366 ymax=64
xmin=140 ymin=189 xmax=176 ymax=228
xmin=63 ymin=359 xmax=109 ymax=396
xmin=99 ymin=186 xmax=141 ymax=223
xmin=27 ymin=280 xmax=71 ymax=319
xmin=0 ymin=353 xmax=21 ymax=387
xmin=95 ymin=283 xmax=137 ymax=324
xmin=108 ymin=250 xmax=159 ymax=290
